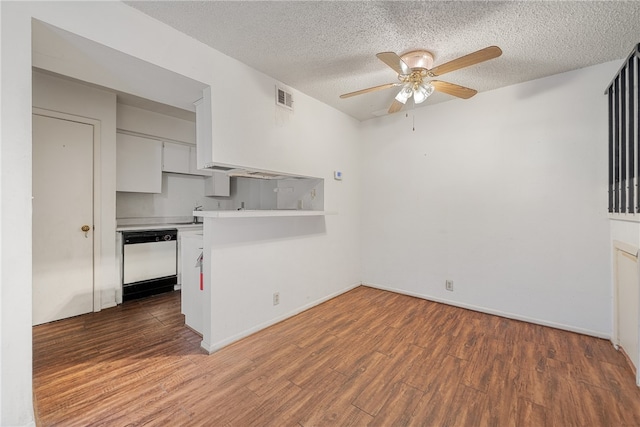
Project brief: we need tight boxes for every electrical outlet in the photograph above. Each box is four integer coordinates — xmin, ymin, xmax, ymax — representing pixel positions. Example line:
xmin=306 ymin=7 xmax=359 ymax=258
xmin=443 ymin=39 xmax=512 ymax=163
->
xmin=273 ymin=292 xmax=280 ymax=306
xmin=445 ymin=280 xmax=454 ymax=291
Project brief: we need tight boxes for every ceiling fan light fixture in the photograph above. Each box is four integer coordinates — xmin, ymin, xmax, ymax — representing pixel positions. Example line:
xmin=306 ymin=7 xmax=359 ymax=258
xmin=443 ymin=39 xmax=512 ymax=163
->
xmin=395 ymin=85 xmax=413 ymax=104
xmin=339 ymin=46 xmax=501 ymax=115
xmin=400 ymin=50 xmax=434 ymax=70
xmin=413 ymin=82 xmax=435 ymax=104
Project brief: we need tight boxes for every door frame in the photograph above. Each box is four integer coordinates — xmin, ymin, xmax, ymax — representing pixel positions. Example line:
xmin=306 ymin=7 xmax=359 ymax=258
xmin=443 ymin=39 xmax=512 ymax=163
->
xmin=32 ymin=107 xmax=103 ymax=313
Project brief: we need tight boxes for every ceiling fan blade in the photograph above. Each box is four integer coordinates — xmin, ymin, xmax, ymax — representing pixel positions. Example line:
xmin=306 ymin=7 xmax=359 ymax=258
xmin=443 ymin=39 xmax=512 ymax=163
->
xmin=376 ymin=52 xmax=411 ymax=75
xmin=339 ymin=82 xmax=398 ymax=99
xmin=428 ymin=46 xmax=502 ymax=77
xmin=388 ymin=99 xmax=404 ymax=114
xmin=431 ymin=80 xmax=477 ymax=99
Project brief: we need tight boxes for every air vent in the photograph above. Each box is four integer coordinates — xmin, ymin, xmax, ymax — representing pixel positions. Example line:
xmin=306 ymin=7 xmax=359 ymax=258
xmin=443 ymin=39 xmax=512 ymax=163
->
xmin=276 ymin=85 xmax=293 ymax=110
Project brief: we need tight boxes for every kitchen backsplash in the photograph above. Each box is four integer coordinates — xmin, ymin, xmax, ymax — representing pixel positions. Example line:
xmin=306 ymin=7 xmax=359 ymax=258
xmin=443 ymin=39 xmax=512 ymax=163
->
xmin=116 ymin=173 xmax=231 ymax=220
xmin=117 ymin=174 xmax=325 ymax=222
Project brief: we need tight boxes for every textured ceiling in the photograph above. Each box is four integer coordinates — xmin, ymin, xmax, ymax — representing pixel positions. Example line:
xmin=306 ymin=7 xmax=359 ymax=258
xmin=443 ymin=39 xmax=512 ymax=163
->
xmin=126 ymin=1 xmax=640 ymax=121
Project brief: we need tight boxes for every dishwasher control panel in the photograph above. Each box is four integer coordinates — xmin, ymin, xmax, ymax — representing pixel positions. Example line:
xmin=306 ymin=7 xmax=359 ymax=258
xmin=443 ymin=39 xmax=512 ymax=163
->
xmin=123 ymin=229 xmax=178 ymax=244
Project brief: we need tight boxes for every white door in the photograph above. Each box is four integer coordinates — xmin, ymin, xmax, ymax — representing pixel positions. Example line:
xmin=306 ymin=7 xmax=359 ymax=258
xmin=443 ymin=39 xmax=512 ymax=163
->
xmin=32 ymin=114 xmax=95 ymax=325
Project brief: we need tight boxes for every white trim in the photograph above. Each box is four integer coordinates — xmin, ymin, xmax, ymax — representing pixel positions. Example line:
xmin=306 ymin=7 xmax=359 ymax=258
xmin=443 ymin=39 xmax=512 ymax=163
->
xmin=32 ymin=107 xmax=103 ymax=313
xmin=611 ymin=240 xmax=640 ymax=386
xmin=116 ymin=128 xmax=193 ymax=147
xmin=613 ymin=240 xmax=639 ymax=257
xmin=364 ymin=283 xmax=611 ymax=340
xmin=200 ymin=283 xmax=361 ymax=354
xmin=609 ymin=213 xmax=640 ymax=223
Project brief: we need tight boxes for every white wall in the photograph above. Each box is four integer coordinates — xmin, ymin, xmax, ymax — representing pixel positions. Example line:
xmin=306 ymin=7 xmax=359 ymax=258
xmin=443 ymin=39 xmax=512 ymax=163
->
xmin=198 ymin=83 xmax=362 ymax=351
xmin=234 ymin=178 xmax=277 ymax=210
xmin=1 ymin=4 xmax=34 ymax=424
xmin=203 ymin=214 xmax=360 ymax=353
xmin=1 ymin=2 xmax=361 ymax=424
xmin=209 ymin=76 xmax=359 ymax=184
xmin=117 ymin=103 xmax=196 ymax=144
xmin=276 ymin=178 xmax=324 ymax=210
xmin=361 ymin=61 xmax=620 ymax=337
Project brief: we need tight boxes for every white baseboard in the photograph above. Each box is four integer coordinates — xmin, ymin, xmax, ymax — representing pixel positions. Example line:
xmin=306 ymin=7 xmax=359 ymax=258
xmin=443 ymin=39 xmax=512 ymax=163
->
xmin=100 ymin=302 xmax=117 ymax=310
xmin=200 ymin=283 xmax=362 ymax=354
xmin=200 ymin=281 xmax=612 ymax=354
xmin=99 ymin=289 xmax=118 ymax=310
xmin=364 ymin=282 xmax=612 ymax=340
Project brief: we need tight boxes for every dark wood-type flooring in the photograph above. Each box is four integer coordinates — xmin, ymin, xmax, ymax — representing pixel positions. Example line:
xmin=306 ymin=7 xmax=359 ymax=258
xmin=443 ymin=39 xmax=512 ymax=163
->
xmin=33 ymin=286 xmax=640 ymax=426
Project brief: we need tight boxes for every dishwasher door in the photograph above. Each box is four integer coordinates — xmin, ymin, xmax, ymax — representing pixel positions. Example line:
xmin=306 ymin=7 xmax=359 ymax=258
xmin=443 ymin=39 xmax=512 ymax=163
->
xmin=122 ymin=229 xmax=178 ymax=301
xmin=123 ymin=240 xmax=177 ymax=284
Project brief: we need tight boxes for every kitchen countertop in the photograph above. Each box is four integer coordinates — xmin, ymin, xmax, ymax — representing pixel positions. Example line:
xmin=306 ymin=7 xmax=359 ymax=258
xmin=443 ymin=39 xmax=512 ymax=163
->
xmin=116 ymin=211 xmax=336 ymax=230
xmin=116 ymin=222 xmax=204 ymax=232
xmin=194 ymin=210 xmax=335 ymax=218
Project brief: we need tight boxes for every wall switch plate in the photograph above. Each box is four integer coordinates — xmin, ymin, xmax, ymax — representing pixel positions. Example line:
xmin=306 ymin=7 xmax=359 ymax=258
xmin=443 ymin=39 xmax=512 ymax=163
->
xmin=334 ymin=171 xmax=343 ymax=180
xmin=273 ymin=292 xmax=280 ymax=305
xmin=445 ymin=280 xmax=454 ymax=291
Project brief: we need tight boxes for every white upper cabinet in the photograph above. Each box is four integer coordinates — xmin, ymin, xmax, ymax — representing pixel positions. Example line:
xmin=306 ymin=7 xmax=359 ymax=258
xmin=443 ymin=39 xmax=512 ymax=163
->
xmin=162 ymin=141 xmax=191 ymax=174
xmin=162 ymin=141 xmax=212 ymax=176
xmin=204 ymin=171 xmax=230 ymax=197
xmin=116 ymin=132 xmax=162 ymax=193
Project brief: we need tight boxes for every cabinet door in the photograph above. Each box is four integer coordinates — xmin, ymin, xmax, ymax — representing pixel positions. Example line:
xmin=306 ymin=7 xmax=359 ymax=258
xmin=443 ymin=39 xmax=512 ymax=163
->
xmin=189 ymin=146 xmax=212 ymax=176
xmin=116 ymin=133 xmax=162 ymax=193
xmin=162 ymin=141 xmax=191 ymax=174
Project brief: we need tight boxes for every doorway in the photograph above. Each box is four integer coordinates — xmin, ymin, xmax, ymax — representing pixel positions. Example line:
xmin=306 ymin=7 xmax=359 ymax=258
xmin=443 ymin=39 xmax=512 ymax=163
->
xmin=32 ymin=109 xmax=101 ymax=325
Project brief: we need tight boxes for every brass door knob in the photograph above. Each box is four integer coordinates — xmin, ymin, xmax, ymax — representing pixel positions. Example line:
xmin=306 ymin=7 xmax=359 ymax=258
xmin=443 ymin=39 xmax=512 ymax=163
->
xmin=81 ymin=225 xmax=90 ymax=238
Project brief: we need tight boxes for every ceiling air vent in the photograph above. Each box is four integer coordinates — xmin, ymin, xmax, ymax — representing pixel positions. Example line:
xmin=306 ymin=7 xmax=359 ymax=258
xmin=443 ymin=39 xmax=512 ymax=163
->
xmin=276 ymin=85 xmax=293 ymax=111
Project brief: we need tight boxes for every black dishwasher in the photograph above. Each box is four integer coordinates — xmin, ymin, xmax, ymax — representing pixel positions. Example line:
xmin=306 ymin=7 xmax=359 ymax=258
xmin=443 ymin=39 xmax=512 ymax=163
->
xmin=122 ymin=229 xmax=178 ymax=301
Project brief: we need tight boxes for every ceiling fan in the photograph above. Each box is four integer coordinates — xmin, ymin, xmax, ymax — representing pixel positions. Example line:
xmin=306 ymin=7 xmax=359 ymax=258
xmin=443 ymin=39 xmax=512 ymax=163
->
xmin=340 ymin=46 xmax=502 ymax=114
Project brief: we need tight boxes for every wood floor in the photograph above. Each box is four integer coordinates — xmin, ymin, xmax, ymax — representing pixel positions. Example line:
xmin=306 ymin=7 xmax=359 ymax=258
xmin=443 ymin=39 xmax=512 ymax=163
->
xmin=33 ymin=286 xmax=640 ymax=426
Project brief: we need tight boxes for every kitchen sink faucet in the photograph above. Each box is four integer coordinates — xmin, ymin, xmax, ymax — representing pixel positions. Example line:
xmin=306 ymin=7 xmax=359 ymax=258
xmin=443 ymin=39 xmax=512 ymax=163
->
xmin=193 ymin=205 xmax=203 ymax=224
